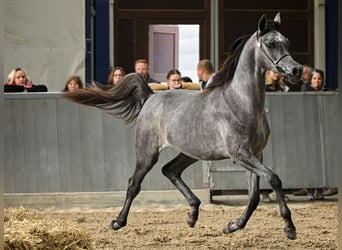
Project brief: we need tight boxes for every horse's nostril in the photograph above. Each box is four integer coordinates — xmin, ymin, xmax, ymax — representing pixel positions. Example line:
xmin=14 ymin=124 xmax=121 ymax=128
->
xmin=292 ymin=66 xmax=302 ymax=77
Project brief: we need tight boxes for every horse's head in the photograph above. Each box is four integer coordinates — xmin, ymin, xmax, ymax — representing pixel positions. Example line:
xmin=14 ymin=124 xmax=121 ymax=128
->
xmin=256 ymin=13 xmax=302 ymax=83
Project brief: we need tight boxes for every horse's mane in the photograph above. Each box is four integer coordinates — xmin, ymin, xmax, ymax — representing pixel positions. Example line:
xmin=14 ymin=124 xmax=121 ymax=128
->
xmin=202 ymin=34 xmax=252 ymax=95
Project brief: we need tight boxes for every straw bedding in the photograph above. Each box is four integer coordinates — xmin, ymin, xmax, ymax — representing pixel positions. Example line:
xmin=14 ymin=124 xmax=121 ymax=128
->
xmin=4 ymin=207 xmax=93 ymax=250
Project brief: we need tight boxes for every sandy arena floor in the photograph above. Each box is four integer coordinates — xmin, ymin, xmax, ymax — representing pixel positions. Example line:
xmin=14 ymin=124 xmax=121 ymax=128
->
xmin=35 ymin=198 xmax=337 ymax=250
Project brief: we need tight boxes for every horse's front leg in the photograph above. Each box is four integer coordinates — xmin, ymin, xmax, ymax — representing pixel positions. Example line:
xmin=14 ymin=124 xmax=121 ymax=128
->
xmin=233 ymin=148 xmax=296 ymax=240
xmin=162 ymin=153 xmax=200 ymax=227
xmin=223 ymin=171 xmax=260 ymax=234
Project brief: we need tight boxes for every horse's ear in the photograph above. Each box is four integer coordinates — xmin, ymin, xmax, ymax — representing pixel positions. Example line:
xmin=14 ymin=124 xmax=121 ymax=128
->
xmin=258 ymin=15 xmax=267 ymax=33
xmin=274 ymin=12 xmax=281 ymax=25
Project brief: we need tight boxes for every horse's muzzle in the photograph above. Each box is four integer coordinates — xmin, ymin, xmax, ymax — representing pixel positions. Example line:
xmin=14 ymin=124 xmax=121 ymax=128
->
xmin=281 ymin=64 xmax=302 ymax=84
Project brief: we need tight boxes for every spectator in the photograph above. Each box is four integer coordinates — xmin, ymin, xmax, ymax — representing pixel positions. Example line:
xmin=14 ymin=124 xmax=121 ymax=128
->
xmin=265 ymin=70 xmax=289 ymax=92
xmin=134 ymin=59 xmax=160 ymax=83
xmin=62 ymin=75 xmax=83 ymax=92
xmin=305 ymin=69 xmax=324 ymax=91
xmin=149 ymin=69 xmax=200 ymax=91
xmin=197 ymin=59 xmax=214 ymax=90
xmin=108 ymin=66 xmax=125 ymax=85
xmin=4 ymin=67 xmax=48 ymax=92
xmin=300 ymin=65 xmax=314 ymax=91
xmin=166 ymin=69 xmax=183 ymax=89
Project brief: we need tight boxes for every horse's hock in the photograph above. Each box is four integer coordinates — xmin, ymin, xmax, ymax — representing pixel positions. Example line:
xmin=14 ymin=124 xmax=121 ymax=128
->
xmin=4 ymin=91 xmax=338 ymax=206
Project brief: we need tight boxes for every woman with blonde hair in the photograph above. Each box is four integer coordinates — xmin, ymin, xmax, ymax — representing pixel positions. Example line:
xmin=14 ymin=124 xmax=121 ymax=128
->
xmin=265 ymin=70 xmax=288 ymax=92
xmin=5 ymin=67 xmax=48 ymax=92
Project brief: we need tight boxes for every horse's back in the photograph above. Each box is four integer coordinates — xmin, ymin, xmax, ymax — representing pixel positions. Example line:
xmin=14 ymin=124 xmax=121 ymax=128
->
xmin=139 ymin=90 xmax=203 ymax=122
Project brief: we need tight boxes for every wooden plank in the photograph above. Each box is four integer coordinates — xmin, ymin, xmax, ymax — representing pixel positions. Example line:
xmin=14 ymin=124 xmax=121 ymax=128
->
xmin=320 ymin=95 xmax=338 ymax=186
xmin=110 ymin=117 xmax=136 ymax=191
xmin=87 ymin=108 xmax=105 ymax=191
xmin=11 ymin=101 xmax=26 ymax=192
xmin=68 ymin=103 xmax=83 ymax=192
xmin=33 ymin=99 xmax=49 ymax=192
xmin=22 ymin=100 xmax=38 ymax=192
xmin=4 ymin=100 xmax=15 ymax=193
xmin=45 ymin=99 xmax=60 ymax=192
xmin=79 ymin=106 xmax=95 ymax=192
xmin=56 ymin=99 xmax=72 ymax=192
xmin=101 ymin=112 xmax=117 ymax=191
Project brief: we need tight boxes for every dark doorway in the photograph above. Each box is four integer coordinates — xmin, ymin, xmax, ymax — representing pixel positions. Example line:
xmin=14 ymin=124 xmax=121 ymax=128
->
xmin=113 ymin=0 xmax=210 ymax=75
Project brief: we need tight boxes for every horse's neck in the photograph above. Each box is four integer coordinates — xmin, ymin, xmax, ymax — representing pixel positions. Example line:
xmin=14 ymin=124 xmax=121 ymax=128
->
xmin=228 ymin=46 xmax=266 ymax=114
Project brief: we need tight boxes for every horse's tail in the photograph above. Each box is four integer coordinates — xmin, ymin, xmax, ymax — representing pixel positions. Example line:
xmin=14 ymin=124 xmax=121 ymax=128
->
xmin=63 ymin=73 xmax=154 ymax=123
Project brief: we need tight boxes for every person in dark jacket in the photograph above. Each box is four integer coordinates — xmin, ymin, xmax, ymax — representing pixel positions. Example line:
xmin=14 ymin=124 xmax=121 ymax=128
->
xmin=4 ymin=67 xmax=47 ymax=92
xmin=304 ymin=69 xmax=324 ymax=91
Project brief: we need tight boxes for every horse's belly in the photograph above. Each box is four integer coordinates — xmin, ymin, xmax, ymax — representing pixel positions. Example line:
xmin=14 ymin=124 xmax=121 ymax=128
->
xmin=162 ymin=132 xmax=230 ymax=160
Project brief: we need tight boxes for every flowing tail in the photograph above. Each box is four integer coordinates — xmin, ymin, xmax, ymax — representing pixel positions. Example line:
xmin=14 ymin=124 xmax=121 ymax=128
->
xmin=62 ymin=73 xmax=154 ymax=123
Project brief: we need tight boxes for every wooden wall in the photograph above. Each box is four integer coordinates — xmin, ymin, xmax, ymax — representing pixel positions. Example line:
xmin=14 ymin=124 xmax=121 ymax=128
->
xmin=4 ymin=92 xmax=338 ymax=194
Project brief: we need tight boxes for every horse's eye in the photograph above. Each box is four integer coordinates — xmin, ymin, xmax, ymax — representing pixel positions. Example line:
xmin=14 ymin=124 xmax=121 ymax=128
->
xmin=265 ymin=43 xmax=274 ymax=49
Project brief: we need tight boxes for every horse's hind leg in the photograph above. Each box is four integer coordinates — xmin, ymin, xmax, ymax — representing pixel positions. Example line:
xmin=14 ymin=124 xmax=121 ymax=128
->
xmin=161 ymin=153 xmax=199 ymax=227
xmin=111 ymin=153 xmax=159 ymax=230
xmin=234 ymin=148 xmax=296 ymax=239
xmin=223 ymin=171 xmax=260 ymax=234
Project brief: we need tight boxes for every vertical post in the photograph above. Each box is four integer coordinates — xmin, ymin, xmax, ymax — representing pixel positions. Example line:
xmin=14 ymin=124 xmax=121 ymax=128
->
xmin=337 ymin=0 xmax=342 ymax=247
xmin=325 ymin=0 xmax=338 ymax=90
xmin=0 ymin=0 xmax=4 ymax=248
xmin=85 ymin=0 xmax=94 ymax=82
xmin=314 ymin=0 xmax=326 ymax=71
xmin=210 ymin=0 xmax=219 ymax=71
xmin=94 ymin=0 xmax=110 ymax=83
xmin=109 ymin=0 xmax=115 ymax=68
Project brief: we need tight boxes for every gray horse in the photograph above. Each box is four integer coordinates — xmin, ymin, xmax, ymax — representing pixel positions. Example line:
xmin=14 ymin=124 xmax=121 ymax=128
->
xmin=63 ymin=13 xmax=302 ymax=240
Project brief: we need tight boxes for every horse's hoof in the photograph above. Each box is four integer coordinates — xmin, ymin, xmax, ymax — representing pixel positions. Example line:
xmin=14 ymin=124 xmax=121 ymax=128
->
xmin=223 ymin=221 xmax=237 ymax=234
xmin=187 ymin=211 xmax=198 ymax=228
xmin=111 ymin=220 xmax=123 ymax=230
xmin=284 ymin=227 xmax=296 ymax=240
xmin=187 ymin=217 xmax=197 ymax=228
